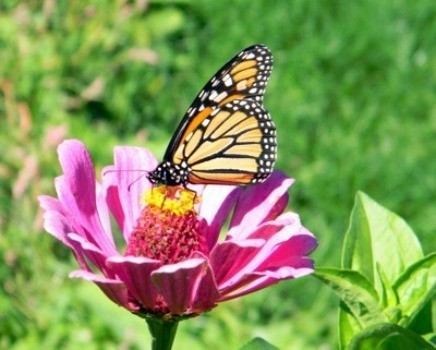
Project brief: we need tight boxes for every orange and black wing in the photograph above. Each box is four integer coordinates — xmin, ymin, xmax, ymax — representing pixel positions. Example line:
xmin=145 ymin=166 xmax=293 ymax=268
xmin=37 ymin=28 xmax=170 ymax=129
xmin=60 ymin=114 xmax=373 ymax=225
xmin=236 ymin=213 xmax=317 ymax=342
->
xmin=171 ymin=99 xmax=277 ymax=185
xmin=163 ymin=45 xmax=273 ymax=162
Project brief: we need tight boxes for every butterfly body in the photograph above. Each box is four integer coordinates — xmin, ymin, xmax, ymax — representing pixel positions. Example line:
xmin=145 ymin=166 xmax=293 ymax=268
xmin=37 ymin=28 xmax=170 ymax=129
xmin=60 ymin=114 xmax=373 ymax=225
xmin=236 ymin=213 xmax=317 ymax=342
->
xmin=147 ymin=45 xmax=277 ymax=187
xmin=147 ymin=161 xmax=187 ymax=186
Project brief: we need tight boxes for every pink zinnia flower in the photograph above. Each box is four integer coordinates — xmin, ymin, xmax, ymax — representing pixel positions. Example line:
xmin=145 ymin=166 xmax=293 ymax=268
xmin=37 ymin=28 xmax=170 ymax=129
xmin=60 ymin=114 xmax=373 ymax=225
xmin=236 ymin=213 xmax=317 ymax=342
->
xmin=38 ymin=140 xmax=317 ymax=319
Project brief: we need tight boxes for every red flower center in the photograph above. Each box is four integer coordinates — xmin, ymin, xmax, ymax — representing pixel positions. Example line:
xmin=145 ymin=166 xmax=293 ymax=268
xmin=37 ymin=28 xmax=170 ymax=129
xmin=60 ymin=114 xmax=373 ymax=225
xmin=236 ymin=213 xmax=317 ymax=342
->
xmin=124 ymin=187 xmax=208 ymax=264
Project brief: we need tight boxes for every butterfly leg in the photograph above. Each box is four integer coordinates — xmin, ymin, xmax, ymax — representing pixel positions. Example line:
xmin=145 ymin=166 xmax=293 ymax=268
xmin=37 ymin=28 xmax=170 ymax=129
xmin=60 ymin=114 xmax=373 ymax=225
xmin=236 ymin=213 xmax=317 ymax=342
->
xmin=161 ymin=185 xmax=169 ymax=208
xmin=182 ymin=184 xmax=198 ymax=205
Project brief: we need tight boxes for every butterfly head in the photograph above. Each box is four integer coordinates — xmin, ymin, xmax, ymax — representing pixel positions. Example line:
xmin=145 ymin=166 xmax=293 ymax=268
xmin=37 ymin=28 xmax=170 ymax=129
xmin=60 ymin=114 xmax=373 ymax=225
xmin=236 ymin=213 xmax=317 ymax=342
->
xmin=147 ymin=161 xmax=188 ymax=186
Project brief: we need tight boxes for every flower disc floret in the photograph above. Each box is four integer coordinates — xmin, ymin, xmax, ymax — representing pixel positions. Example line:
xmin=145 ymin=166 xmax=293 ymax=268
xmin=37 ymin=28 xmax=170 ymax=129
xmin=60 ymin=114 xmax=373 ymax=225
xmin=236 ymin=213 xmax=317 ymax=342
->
xmin=126 ymin=187 xmax=208 ymax=265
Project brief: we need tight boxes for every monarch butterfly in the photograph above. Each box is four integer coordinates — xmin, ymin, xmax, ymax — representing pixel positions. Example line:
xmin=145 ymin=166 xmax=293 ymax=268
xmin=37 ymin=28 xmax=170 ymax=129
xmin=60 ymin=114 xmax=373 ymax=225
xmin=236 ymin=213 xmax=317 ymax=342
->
xmin=147 ymin=44 xmax=277 ymax=187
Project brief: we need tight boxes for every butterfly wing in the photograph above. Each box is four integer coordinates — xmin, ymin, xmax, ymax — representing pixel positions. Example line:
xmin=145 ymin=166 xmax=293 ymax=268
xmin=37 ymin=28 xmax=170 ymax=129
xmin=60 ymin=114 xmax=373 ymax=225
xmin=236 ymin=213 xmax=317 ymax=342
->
xmin=163 ymin=44 xmax=273 ymax=161
xmin=170 ymin=99 xmax=277 ymax=185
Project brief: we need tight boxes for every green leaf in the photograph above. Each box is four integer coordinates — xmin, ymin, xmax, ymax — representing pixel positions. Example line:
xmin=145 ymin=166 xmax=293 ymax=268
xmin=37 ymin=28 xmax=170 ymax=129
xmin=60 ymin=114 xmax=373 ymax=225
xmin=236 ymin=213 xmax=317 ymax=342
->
xmin=342 ymin=192 xmax=423 ymax=298
xmin=376 ymin=264 xmax=401 ymax=323
xmin=376 ymin=264 xmax=398 ymax=308
xmin=423 ymin=333 xmax=436 ymax=344
xmin=392 ymin=253 xmax=436 ymax=328
xmin=407 ymin=302 xmax=433 ymax=336
xmin=314 ymin=268 xmax=389 ymax=328
xmin=339 ymin=306 xmax=364 ymax=349
xmin=349 ymin=323 xmax=435 ymax=350
xmin=239 ymin=337 xmax=279 ymax=350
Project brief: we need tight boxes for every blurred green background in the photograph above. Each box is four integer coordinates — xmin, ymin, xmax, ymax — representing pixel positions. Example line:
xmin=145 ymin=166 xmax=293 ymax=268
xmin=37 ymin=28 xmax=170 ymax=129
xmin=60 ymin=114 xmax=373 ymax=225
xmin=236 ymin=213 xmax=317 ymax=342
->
xmin=0 ymin=0 xmax=434 ymax=349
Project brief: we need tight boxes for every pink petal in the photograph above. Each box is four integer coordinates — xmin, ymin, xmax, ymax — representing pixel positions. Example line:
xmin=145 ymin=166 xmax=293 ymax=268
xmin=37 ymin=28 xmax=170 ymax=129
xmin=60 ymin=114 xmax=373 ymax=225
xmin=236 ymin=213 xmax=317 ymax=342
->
xmin=112 ymin=146 xmax=158 ymax=242
xmin=56 ymin=140 xmax=117 ymax=255
xmin=38 ymin=195 xmax=92 ymax=271
xmin=216 ymin=223 xmax=310 ymax=291
xmin=190 ymin=252 xmax=222 ymax=313
xmin=219 ymin=257 xmax=315 ymax=301
xmin=199 ymin=185 xmax=242 ymax=249
xmin=209 ymin=239 xmax=265 ymax=286
xmin=217 ymin=226 xmax=317 ymax=300
xmin=246 ymin=211 xmax=301 ymax=240
xmin=255 ymin=250 xmax=316 ymax=276
xmin=95 ymin=181 xmax=112 ymax=242
xmin=38 ymin=195 xmax=79 ymax=244
xmin=106 ymin=255 xmax=162 ymax=309
xmin=101 ymin=165 xmax=127 ymax=241
xmin=240 ymin=220 xmax=287 ymax=241
xmin=69 ymin=270 xmax=138 ymax=311
xmin=262 ymin=227 xmax=318 ymax=258
xmin=151 ymin=258 xmax=220 ymax=314
xmin=68 ymin=233 xmax=114 ymax=278
xmin=228 ymin=171 xmax=294 ymax=239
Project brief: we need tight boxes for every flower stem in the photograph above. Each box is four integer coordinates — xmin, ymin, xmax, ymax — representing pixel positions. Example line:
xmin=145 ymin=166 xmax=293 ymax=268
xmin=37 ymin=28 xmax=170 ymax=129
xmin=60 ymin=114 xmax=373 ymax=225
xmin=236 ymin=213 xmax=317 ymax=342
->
xmin=146 ymin=317 xmax=179 ymax=350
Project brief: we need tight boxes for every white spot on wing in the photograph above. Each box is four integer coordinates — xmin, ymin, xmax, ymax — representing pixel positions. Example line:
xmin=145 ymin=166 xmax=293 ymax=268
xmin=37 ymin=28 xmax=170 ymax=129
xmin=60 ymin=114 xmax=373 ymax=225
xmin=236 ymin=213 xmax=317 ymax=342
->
xmin=223 ymin=74 xmax=233 ymax=86
xmin=215 ymin=91 xmax=228 ymax=102
xmin=209 ymin=90 xmax=218 ymax=100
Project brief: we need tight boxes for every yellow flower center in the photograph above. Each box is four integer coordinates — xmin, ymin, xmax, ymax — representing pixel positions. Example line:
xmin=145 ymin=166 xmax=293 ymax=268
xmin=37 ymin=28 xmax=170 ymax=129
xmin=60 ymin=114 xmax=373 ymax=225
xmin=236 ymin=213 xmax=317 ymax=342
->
xmin=141 ymin=186 xmax=200 ymax=216
xmin=125 ymin=185 xmax=208 ymax=268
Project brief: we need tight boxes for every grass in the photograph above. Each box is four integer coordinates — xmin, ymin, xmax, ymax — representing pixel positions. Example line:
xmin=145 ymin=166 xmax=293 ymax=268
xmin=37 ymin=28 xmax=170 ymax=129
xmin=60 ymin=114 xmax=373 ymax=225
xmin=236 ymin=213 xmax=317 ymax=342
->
xmin=0 ymin=0 xmax=434 ymax=349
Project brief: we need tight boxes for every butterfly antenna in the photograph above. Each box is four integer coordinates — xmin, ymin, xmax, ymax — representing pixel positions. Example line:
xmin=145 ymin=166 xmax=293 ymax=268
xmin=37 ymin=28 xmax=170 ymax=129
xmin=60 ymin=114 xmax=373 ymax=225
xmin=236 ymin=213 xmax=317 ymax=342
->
xmin=127 ymin=173 xmax=151 ymax=192
xmin=101 ymin=169 xmax=152 ymax=192
xmin=102 ymin=169 xmax=151 ymax=177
